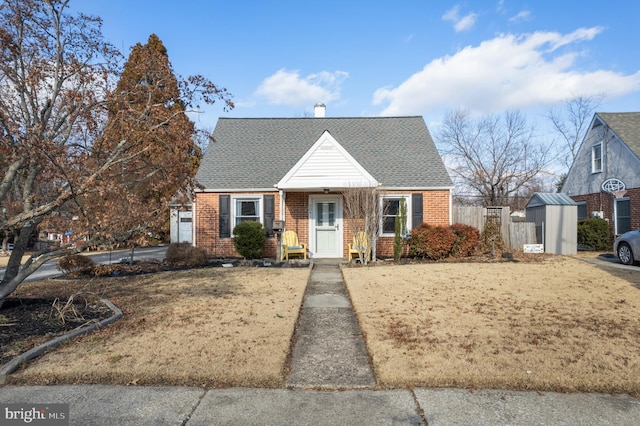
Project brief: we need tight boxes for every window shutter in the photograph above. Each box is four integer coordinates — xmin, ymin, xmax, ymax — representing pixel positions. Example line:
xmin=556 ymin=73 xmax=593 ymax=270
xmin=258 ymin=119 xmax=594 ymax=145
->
xmin=411 ymin=193 xmax=423 ymax=229
xmin=219 ymin=195 xmax=230 ymax=238
xmin=264 ymin=195 xmax=275 ymax=237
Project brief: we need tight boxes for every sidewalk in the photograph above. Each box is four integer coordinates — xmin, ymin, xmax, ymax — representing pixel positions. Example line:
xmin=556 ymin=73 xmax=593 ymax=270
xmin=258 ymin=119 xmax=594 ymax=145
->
xmin=1 ymin=262 xmax=640 ymax=425
xmin=2 ymin=384 xmax=639 ymax=425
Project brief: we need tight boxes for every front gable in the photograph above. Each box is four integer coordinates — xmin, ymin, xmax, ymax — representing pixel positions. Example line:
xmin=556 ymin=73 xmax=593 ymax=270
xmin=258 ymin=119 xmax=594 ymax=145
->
xmin=276 ymin=130 xmax=379 ymax=190
xmin=563 ymin=113 xmax=640 ymax=196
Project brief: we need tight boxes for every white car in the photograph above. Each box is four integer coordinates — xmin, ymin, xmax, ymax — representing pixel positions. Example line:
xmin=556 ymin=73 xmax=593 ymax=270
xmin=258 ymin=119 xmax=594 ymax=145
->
xmin=614 ymin=230 xmax=640 ymax=265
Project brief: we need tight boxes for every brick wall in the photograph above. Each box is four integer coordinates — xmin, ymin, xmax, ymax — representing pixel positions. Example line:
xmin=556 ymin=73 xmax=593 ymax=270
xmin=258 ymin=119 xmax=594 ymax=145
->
xmin=195 ymin=189 xmax=451 ymax=259
xmin=570 ymin=187 xmax=640 ymax=237
xmin=194 ymin=192 xmax=279 ymax=258
xmin=375 ymin=190 xmax=451 ymax=258
xmin=283 ymin=192 xmax=309 ymax=244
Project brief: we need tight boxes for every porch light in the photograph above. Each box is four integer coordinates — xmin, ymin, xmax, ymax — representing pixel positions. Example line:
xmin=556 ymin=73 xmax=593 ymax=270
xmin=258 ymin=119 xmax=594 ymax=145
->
xmin=323 ymin=188 xmax=330 ymax=194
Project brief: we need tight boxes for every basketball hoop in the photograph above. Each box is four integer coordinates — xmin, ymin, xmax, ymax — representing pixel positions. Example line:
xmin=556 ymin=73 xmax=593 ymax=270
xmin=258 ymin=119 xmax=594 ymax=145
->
xmin=612 ymin=189 xmax=627 ymax=198
xmin=602 ymin=178 xmax=626 ymax=194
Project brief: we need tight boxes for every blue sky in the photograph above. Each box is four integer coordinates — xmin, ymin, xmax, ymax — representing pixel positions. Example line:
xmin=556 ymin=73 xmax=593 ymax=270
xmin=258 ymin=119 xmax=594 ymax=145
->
xmin=73 ymin=0 xmax=639 ymax=133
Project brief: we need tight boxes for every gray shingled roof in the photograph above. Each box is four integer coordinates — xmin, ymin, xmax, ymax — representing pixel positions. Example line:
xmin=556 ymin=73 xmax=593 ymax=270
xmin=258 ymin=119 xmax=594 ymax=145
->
xmin=597 ymin=112 xmax=640 ymax=157
xmin=195 ymin=116 xmax=453 ymax=190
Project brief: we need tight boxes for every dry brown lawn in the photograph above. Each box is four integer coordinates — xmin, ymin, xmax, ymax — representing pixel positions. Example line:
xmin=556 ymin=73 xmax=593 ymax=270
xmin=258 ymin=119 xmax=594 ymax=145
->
xmin=8 ymin=267 xmax=309 ymax=387
xmin=343 ymin=255 xmax=640 ymax=396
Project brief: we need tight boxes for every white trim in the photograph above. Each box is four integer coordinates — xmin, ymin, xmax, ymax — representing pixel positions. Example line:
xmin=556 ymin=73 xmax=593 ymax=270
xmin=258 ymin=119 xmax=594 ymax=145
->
xmin=195 ymin=186 xmax=453 ymax=192
xmin=376 ymin=186 xmax=454 ymax=191
xmin=591 ymin=143 xmax=602 ymax=173
xmin=277 ymin=131 xmax=379 ymax=190
xmin=449 ymin=188 xmax=453 ymax=225
xmin=308 ymin=194 xmax=344 ymax=258
xmin=195 ymin=188 xmax=278 ymax=193
xmin=279 ymin=190 xmax=285 ymax=221
xmin=192 ymin=199 xmax=197 ymax=247
xmin=231 ymin=195 xmax=263 ymax=229
xmin=380 ymin=194 xmax=412 ymax=237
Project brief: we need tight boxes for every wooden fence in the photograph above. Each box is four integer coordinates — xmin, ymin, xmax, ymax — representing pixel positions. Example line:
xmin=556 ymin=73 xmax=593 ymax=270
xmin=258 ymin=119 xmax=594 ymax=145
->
xmin=453 ymin=206 xmax=537 ymax=251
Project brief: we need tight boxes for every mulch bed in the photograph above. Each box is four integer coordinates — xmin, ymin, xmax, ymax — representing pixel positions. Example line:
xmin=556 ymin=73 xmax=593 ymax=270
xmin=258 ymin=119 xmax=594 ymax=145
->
xmin=0 ymin=297 xmax=112 ymax=366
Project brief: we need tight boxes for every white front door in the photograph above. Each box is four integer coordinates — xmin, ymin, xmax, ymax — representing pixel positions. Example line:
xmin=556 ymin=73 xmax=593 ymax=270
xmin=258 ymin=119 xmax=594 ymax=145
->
xmin=310 ymin=195 xmax=343 ymax=258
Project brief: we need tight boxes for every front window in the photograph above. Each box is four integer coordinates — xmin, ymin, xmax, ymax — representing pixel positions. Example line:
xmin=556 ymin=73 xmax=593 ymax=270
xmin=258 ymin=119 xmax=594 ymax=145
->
xmin=234 ymin=197 xmax=261 ymax=227
xmin=382 ymin=196 xmax=409 ymax=235
xmin=576 ymin=202 xmax=587 ymax=221
xmin=592 ymin=144 xmax=602 ymax=173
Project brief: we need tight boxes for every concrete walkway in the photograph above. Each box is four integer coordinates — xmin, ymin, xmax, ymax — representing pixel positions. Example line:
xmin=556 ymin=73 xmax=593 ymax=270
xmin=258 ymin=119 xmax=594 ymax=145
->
xmin=286 ymin=263 xmax=375 ymax=388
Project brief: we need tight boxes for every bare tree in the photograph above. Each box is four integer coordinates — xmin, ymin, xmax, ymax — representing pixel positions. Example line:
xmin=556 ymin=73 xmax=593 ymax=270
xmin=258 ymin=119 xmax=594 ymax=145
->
xmin=0 ymin=0 xmax=233 ymax=305
xmin=341 ymin=187 xmax=381 ymax=264
xmin=438 ymin=108 xmax=550 ymax=207
xmin=547 ymin=94 xmax=604 ymax=170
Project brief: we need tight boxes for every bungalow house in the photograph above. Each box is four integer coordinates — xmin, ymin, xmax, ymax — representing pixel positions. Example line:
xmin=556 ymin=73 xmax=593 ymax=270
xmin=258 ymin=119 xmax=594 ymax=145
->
xmin=562 ymin=112 xmax=640 ymax=237
xmin=193 ymin=105 xmax=453 ymax=259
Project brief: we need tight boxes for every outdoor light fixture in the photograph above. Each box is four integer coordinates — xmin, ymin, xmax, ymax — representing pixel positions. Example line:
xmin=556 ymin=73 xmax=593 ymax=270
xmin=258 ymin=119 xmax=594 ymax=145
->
xmin=323 ymin=188 xmax=330 ymax=193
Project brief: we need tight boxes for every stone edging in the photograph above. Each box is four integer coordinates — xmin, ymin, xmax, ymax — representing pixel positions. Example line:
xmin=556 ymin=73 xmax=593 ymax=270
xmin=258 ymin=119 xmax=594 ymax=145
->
xmin=0 ymin=297 xmax=123 ymax=384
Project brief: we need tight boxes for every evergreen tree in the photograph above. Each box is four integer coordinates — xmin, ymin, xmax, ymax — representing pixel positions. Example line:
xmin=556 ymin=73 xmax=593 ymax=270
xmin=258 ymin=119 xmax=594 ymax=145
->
xmin=83 ymin=34 xmax=201 ymax=246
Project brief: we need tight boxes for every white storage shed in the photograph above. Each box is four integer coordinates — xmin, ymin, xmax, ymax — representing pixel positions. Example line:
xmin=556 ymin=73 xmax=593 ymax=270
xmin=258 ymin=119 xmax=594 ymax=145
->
xmin=525 ymin=193 xmax=578 ymax=255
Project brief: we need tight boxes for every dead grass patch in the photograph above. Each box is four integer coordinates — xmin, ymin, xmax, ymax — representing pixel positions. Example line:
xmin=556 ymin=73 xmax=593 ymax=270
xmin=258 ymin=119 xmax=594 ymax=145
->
xmin=343 ymin=256 xmax=640 ymax=395
xmin=7 ymin=267 xmax=309 ymax=387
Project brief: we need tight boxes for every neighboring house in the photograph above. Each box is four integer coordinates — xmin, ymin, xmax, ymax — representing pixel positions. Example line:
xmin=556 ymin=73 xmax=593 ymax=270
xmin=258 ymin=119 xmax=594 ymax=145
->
xmin=562 ymin=112 xmax=640 ymax=237
xmin=193 ymin=105 xmax=453 ymax=259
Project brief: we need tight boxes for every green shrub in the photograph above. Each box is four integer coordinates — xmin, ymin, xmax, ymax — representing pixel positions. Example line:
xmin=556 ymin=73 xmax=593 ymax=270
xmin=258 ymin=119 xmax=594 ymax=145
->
xmin=450 ymin=223 xmax=480 ymax=257
xmin=232 ymin=221 xmax=266 ymax=259
xmin=577 ymin=218 xmax=610 ymax=250
xmin=165 ymin=242 xmax=209 ymax=266
xmin=56 ymin=254 xmax=95 ymax=275
xmin=408 ymin=223 xmax=456 ymax=260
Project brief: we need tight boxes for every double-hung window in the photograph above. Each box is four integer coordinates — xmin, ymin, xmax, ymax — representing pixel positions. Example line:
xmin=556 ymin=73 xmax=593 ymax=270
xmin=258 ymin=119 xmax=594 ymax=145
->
xmin=591 ymin=143 xmax=602 ymax=173
xmin=576 ymin=202 xmax=587 ymax=221
xmin=381 ymin=196 xmax=410 ymax=236
xmin=233 ymin=197 xmax=261 ymax=227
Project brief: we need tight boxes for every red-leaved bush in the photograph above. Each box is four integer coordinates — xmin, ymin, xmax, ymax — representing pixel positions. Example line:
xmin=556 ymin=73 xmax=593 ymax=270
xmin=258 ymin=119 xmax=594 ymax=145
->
xmin=450 ymin=223 xmax=480 ymax=257
xmin=408 ymin=224 xmax=456 ymax=260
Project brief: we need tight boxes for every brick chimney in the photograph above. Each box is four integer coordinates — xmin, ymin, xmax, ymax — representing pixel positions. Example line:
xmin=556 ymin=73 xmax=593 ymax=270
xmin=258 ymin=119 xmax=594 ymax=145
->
xmin=314 ymin=103 xmax=326 ymax=118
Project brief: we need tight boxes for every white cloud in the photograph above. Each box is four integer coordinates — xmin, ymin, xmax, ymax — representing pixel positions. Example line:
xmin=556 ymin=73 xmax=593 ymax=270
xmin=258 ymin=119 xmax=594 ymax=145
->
xmin=255 ymin=69 xmax=348 ymax=107
xmin=442 ymin=5 xmax=478 ymax=32
xmin=373 ymin=27 xmax=640 ymax=116
xmin=509 ymin=10 xmax=532 ymax=22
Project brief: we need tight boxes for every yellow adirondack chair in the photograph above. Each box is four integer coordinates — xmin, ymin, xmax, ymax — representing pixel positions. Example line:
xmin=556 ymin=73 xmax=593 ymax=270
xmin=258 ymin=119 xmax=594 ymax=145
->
xmin=281 ymin=230 xmax=307 ymax=261
xmin=348 ymin=231 xmax=371 ymax=261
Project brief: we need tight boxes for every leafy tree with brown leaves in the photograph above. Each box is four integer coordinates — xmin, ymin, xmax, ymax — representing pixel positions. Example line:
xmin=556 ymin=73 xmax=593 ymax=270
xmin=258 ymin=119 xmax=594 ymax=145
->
xmin=0 ymin=0 xmax=233 ymax=305
xmin=76 ymin=34 xmax=203 ymax=248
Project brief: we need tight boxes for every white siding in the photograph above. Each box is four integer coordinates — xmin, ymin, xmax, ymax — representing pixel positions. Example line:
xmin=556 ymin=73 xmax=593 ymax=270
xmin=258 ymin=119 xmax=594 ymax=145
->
xmin=277 ymin=131 xmax=378 ymax=189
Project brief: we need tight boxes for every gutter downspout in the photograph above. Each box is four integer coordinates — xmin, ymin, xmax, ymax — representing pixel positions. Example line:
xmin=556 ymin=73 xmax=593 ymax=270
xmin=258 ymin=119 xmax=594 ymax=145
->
xmin=278 ymin=189 xmax=285 ymax=262
xmin=191 ymin=199 xmax=197 ymax=247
